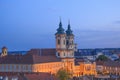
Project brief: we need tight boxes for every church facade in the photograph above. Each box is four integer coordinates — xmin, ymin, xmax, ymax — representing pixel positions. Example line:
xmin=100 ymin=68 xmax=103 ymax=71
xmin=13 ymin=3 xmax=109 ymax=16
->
xmin=0 ymin=20 xmax=96 ymax=77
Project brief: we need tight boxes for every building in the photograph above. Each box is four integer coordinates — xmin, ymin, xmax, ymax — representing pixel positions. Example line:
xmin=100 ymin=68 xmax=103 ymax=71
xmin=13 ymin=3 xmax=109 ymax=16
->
xmin=0 ymin=20 xmax=97 ymax=79
xmin=96 ymin=60 xmax=120 ymax=76
xmin=103 ymin=60 xmax=120 ymax=75
xmin=75 ymin=58 xmax=96 ymax=76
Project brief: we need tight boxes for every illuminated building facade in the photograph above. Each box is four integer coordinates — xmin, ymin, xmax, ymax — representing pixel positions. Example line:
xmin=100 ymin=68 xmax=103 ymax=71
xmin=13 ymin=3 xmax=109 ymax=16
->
xmin=0 ymin=20 xmax=97 ymax=77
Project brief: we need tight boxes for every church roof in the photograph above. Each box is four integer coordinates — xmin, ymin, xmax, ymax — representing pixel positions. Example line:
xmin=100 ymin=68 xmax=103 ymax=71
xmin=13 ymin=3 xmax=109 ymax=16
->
xmin=2 ymin=46 xmax=7 ymax=49
xmin=0 ymin=48 xmax=61 ymax=64
xmin=55 ymin=21 xmax=65 ymax=35
xmin=66 ymin=21 xmax=73 ymax=36
xmin=0 ymin=54 xmax=34 ymax=64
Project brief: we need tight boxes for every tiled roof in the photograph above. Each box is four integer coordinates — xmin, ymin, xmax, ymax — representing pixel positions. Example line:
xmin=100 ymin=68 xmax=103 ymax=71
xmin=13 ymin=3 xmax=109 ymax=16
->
xmin=27 ymin=48 xmax=61 ymax=63
xmin=0 ymin=72 xmax=26 ymax=80
xmin=96 ymin=60 xmax=120 ymax=67
xmin=32 ymin=55 xmax=61 ymax=63
xmin=0 ymin=48 xmax=61 ymax=64
xmin=27 ymin=48 xmax=56 ymax=56
xmin=0 ymin=72 xmax=58 ymax=80
xmin=25 ymin=72 xmax=58 ymax=80
xmin=75 ymin=58 xmax=84 ymax=65
xmin=104 ymin=60 xmax=120 ymax=67
xmin=0 ymin=54 xmax=34 ymax=64
xmin=96 ymin=61 xmax=104 ymax=65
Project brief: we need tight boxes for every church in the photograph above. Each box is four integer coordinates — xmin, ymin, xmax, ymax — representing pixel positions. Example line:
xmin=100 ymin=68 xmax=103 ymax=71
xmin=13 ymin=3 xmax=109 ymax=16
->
xmin=0 ymin=20 xmax=96 ymax=79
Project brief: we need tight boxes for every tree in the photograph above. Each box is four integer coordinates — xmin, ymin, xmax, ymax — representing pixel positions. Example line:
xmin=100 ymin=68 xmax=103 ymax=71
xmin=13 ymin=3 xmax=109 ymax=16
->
xmin=96 ymin=55 xmax=108 ymax=61
xmin=56 ymin=68 xmax=72 ymax=80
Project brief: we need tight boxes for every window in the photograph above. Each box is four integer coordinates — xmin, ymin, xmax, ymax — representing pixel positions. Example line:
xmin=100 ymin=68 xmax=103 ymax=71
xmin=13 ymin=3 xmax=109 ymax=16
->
xmin=58 ymin=53 xmax=60 ymax=56
xmin=2 ymin=65 xmax=4 ymax=71
xmin=72 ymin=40 xmax=73 ymax=44
xmin=14 ymin=65 xmax=16 ymax=71
xmin=63 ymin=40 xmax=65 ymax=45
xmin=64 ymin=53 xmax=65 ymax=56
xmin=18 ymin=65 xmax=21 ymax=72
xmin=71 ymin=63 xmax=72 ymax=69
xmin=66 ymin=40 xmax=69 ymax=45
xmin=5 ymin=65 xmax=8 ymax=71
xmin=10 ymin=65 xmax=12 ymax=71
xmin=58 ymin=39 xmax=60 ymax=45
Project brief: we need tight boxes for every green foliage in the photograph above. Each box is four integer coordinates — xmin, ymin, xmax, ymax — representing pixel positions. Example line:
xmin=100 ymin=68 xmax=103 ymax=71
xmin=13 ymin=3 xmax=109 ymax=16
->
xmin=96 ymin=55 xmax=108 ymax=61
xmin=56 ymin=68 xmax=71 ymax=80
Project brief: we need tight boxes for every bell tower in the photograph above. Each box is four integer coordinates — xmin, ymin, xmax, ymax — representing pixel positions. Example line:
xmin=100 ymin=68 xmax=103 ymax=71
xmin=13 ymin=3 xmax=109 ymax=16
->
xmin=66 ymin=21 xmax=75 ymax=57
xmin=55 ymin=20 xmax=75 ymax=74
xmin=55 ymin=19 xmax=66 ymax=58
xmin=1 ymin=46 xmax=8 ymax=57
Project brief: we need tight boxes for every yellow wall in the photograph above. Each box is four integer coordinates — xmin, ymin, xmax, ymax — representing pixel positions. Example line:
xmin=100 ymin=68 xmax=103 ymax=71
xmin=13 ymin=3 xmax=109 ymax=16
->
xmin=0 ymin=61 xmax=97 ymax=77
xmin=32 ymin=62 xmax=63 ymax=74
xmin=74 ymin=62 xmax=97 ymax=76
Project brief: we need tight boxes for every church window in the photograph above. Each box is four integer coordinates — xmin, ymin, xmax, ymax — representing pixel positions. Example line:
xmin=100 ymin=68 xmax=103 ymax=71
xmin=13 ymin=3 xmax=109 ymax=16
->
xmin=14 ymin=65 xmax=16 ymax=71
xmin=63 ymin=40 xmax=65 ymax=45
xmin=64 ymin=53 xmax=65 ymax=56
xmin=6 ymin=65 xmax=8 ymax=71
xmin=58 ymin=53 xmax=60 ymax=56
xmin=66 ymin=40 xmax=69 ymax=45
xmin=10 ymin=65 xmax=12 ymax=71
xmin=58 ymin=39 xmax=60 ymax=45
xmin=72 ymin=53 xmax=74 ymax=56
xmin=2 ymin=65 xmax=4 ymax=71
xmin=72 ymin=40 xmax=73 ymax=44
xmin=18 ymin=65 xmax=21 ymax=71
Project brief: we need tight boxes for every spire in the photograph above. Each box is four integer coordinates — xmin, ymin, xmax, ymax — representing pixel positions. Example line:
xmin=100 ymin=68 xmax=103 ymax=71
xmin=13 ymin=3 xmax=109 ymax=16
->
xmin=59 ymin=17 xmax=62 ymax=28
xmin=68 ymin=19 xmax=71 ymax=30
xmin=66 ymin=20 xmax=73 ymax=35
xmin=56 ymin=18 xmax=65 ymax=35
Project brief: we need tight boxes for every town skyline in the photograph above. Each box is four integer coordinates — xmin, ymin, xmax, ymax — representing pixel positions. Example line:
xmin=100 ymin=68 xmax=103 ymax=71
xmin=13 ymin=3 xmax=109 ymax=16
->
xmin=1 ymin=0 xmax=120 ymax=51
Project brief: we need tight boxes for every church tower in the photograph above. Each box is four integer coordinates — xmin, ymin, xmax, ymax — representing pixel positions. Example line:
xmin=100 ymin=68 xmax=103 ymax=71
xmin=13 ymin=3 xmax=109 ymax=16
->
xmin=66 ymin=21 xmax=74 ymax=57
xmin=55 ymin=20 xmax=75 ymax=73
xmin=55 ymin=20 xmax=66 ymax=58
xmin=1 ymin=46 xmax=8 ymax=57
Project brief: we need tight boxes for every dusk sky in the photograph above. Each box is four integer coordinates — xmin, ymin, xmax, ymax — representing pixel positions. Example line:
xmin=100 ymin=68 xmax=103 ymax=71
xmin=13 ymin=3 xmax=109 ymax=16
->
xmin=0 ymin=0 xmax=120 ymax=51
